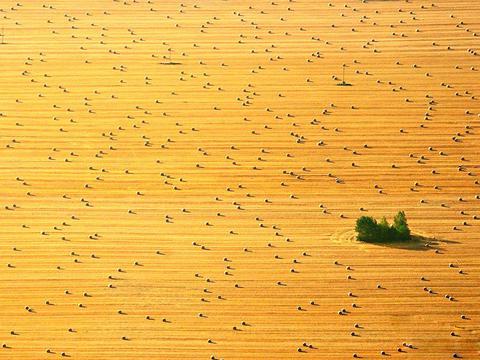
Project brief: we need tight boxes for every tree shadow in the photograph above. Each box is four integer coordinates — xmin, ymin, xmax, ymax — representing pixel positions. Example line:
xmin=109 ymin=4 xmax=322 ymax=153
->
xmin=332 ymin=230 xmax=459 ymax=252
xmin=362 ymin=234 xmax=460 ymax=252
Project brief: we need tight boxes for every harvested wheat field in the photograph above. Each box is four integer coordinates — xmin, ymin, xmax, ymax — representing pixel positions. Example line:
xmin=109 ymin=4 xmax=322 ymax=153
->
xmin=0 ymin=0 xmax=479 ymax=359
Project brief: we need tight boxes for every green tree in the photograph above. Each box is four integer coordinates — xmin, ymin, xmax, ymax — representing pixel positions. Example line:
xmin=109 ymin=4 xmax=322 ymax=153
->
xmin=393 ymin=211 xmax=411 ymax=240
xmin=355 ymin=211 xmax=411 ymax=243
xmin=379 ymin=216 xmax=389 ymax=228
xmin=355 ymin=216 xmax=378 ymax=242
xmin=377 ymin=216 xmax=390 ymax=240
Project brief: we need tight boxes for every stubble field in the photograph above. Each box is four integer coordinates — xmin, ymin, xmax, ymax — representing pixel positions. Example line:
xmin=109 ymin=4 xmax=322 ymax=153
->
xmin=0 ymin=0 xmax=479 ymax=359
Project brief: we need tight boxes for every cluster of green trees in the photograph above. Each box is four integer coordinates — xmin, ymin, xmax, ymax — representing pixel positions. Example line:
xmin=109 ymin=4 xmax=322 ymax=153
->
xmin=355 ymin=211 xmax=411 ymax=243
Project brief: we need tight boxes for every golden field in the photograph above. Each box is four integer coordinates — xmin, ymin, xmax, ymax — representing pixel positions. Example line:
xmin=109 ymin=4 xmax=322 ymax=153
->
xmin=0 ymin=0 xmax=479 ymax=358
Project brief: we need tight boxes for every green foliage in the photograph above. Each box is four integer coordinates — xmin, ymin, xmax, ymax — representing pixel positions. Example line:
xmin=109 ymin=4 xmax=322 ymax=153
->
xmin=355 ymin=216 xmax=378 ymax=242
xmin=355 ymin=211 xmax=411 ymax=243
xmin=393 ymin=211 xmax=410 ymax=241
